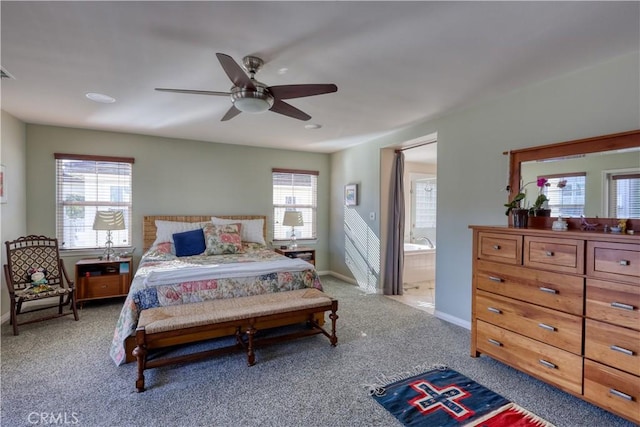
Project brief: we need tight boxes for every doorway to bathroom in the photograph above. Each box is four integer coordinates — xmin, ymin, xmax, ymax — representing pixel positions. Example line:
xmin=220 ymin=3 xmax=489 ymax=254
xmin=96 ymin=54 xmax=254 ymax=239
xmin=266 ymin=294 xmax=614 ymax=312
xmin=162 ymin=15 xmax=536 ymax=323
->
xmin=386 ymin=140 xmax=437 ymax=314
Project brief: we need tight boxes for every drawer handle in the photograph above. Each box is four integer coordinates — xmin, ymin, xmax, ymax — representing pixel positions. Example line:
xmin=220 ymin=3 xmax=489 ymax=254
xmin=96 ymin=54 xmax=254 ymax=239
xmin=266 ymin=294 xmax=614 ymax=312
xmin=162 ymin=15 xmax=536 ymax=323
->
xmin=545 ymin=251 xmax=554 ymax=257
xmin=609 ymin=389 xmax=633 ymax=401
xmin=538 ymin=359 xmax=556 ymax=369
xmin=488 ymin=276 xmax=503 ymax=283
xmin=539 ymin=287 xmax=557 ymax=294
xmin=492 ymin=245 xmax=501 ymax=250
xmin=487 ymin=307 xmax=502 ymax=314
xmin=619 ymin=259 xmax=630 ymax=266
xmin=611 ymin=302 xmax=635 ymax=311
xmin=610 ymin=345 xmax=634 ymax=356
xmin=538 ymin=323 xmax=556 ymax=332
xmin=488 ymin=339 xmax=502 ymax=347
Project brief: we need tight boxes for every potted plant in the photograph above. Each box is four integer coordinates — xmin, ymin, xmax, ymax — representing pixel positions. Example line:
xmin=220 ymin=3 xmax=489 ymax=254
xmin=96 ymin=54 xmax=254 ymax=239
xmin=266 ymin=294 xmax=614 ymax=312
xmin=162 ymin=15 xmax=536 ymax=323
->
xmin=529 ymin=178 xmax=550 ymax=216
xmin=504 ymin=192 xmax=528 ymax=228
xmin=505 ymin=177 xmax=550 ymax=227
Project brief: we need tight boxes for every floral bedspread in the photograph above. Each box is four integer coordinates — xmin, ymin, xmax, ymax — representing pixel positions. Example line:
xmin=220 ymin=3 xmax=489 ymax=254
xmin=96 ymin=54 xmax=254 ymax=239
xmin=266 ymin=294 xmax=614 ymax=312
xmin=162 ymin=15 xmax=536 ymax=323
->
xmin=109 ymin=246 xmax=321 ymax=365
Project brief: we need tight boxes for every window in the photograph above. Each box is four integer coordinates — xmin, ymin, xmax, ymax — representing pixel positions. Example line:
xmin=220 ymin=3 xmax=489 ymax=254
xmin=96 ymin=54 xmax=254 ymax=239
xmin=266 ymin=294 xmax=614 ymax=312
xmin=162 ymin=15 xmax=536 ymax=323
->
xmin=272 ymin=169 xmax=318 ymax=241
xmin=414 ymin=178 xmax=437 ymax=228
xmin=542 ymin=173 xmax=586 ymax=217
xmin=607 ymin=171 xmax=640 ymax=218
xmin=55 ymin=153 xmax=134 ymax=250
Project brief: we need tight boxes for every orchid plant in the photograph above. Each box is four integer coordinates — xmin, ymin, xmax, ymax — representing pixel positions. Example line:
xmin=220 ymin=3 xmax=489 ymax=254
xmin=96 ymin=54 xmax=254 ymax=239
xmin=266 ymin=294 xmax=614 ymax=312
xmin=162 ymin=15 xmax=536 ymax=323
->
xmin=504 ymin=177 xmax=550 ymax=216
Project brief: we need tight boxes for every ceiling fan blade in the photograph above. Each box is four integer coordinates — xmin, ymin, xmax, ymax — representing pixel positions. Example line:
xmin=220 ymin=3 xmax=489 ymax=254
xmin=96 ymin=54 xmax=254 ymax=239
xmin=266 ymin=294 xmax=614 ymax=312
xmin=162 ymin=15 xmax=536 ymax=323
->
xmin=269 ymin=99 xmax=311 ymax=121
xmin=268 ymin=84 xmax=337 ymax=100
xmin=221 ymin=105 xmax=242 ymax=121
xmin=216 ymin=53 xmax=256 ymax=90
xmin=155 ymin=88 xmax=230 ymax=96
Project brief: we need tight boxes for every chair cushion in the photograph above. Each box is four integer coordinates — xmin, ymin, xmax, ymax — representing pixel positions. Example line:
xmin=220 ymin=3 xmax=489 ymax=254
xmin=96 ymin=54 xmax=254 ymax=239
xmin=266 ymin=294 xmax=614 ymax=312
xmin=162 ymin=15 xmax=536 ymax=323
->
xmin=16 ymin=286 xmax=72 ymax=301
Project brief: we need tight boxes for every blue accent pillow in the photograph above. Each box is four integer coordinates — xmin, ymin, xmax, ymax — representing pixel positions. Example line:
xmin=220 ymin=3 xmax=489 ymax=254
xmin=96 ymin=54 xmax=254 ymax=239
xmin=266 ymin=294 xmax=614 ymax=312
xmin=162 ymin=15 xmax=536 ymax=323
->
xmin=173 ymin=228 xmax=205 ymax=257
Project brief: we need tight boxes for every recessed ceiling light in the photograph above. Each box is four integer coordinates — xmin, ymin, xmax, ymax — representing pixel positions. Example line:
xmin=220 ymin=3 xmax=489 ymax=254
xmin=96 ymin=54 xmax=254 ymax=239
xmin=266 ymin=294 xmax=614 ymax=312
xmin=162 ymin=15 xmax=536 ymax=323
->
xmin=305 ymin=124 xmax=322 ymax=130
xmin=85 ymin=92 xmax=116 ymax=104
xmin=277 ymin=67 xmax=288 ymax=75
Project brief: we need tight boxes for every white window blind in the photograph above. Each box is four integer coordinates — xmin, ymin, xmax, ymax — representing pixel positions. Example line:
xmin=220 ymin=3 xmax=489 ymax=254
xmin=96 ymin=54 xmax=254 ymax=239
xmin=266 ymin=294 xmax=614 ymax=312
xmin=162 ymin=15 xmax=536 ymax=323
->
xmin=55 ymin=153 xmax=134 ymax=250
xmin=272 ymin=169 xmax=318 ymax=241
xmin=542 ymin=173 xmax=586 ymax=218
xmin=608 ymin=172 xmax=640 ymax=218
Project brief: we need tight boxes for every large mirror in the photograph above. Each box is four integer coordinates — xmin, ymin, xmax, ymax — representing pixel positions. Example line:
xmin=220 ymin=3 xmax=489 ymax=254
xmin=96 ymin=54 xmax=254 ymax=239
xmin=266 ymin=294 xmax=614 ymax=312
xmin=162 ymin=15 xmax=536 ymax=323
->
xmin=509 ymin=129 xmax=640 ymax=226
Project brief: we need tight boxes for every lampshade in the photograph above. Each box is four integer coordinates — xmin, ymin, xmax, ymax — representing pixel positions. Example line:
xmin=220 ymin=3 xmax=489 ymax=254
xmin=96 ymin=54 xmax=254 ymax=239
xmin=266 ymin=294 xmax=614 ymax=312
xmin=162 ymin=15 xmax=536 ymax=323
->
xmin=282 ymin=211 xmax=304 ymax=227
xmin=93 ymin=210 xmax=126 ymax=231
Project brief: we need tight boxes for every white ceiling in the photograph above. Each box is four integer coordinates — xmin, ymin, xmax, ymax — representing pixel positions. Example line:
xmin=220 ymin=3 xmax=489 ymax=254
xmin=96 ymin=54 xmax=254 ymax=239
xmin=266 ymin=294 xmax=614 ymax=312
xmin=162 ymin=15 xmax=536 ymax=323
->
xmin=2 ymin=2 xmax=638 ymax=163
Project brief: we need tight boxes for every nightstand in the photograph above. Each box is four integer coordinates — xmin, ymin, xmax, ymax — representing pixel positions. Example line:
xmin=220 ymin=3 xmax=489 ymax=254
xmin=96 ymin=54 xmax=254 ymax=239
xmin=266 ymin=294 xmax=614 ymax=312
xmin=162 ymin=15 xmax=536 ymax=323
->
xmin=274 ymin=247 xmax=315 ymax=266
xmin=75 ymin=257 xmax=132 ymax=305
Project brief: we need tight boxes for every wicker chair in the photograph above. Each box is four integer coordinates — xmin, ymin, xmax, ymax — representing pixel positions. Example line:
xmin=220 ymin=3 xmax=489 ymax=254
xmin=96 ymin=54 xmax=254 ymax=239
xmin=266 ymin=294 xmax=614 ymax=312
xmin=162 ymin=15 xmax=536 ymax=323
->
xmin=4 ymin=235 xmax=79 ymax=335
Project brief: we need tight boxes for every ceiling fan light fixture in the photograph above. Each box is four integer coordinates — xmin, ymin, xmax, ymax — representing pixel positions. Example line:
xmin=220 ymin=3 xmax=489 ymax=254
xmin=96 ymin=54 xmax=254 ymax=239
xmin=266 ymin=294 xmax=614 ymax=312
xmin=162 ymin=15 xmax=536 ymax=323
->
xmin=231 ymin=86 xmax=274 ymax=113
xmin=234 ymin=97 xmax=271 ymax=113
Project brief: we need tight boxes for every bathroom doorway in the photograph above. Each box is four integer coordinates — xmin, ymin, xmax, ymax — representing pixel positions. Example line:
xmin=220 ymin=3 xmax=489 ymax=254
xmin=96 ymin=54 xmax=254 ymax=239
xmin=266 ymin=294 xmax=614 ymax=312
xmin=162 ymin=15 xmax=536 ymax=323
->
xmin=386 ymin=140 xmax=437 ymax=314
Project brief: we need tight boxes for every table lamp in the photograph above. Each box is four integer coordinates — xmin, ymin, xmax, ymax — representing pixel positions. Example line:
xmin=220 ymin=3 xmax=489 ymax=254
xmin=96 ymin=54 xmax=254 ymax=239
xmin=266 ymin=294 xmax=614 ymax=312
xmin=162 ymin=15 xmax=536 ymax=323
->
xmin=282 ymin=211 xmax=304 ymax=249
xmin=93 ymin=210 xmax=126 ymax=260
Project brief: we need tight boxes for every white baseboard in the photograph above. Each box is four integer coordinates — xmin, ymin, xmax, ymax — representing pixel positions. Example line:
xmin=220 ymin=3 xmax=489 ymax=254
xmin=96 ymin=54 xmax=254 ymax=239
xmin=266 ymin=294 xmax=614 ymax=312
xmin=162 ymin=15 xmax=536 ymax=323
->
xmin=322 ymin=271 xmax=357 ymax=286
xmin=434 ymin=310 xmax=471 ymax=330
xmin=1 ymin=311 xmax=10 ymax=324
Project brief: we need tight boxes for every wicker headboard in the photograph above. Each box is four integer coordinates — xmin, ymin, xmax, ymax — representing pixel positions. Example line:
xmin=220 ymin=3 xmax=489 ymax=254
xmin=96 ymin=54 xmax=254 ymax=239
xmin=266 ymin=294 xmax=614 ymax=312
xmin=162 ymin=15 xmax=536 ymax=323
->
xmin=143 ymin=215 xmax=267 ymax=251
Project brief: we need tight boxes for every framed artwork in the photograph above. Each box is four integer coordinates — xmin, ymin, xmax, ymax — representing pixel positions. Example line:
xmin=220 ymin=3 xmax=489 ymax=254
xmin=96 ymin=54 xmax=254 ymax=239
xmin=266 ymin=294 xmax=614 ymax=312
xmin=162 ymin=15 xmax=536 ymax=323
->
xmin=345 ymin=183 xmax=358 ymax=206
xmin=0 ymin=164 xmax=5 ymax=203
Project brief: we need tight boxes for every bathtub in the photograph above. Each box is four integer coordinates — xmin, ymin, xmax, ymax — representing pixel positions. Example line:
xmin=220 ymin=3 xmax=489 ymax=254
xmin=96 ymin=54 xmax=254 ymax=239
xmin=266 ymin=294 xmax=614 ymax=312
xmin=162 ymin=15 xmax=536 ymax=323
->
xmin=403 ymin=242 xmax=435 ymax=285
xmin=404 ymin=243 xmax=435 ymax=252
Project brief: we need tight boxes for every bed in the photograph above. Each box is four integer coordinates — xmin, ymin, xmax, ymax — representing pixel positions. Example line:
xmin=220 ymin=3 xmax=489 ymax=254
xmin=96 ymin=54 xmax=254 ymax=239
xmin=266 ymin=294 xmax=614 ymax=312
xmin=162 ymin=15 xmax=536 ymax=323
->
xmin=109 ymin=215 xmax=323 ymax=365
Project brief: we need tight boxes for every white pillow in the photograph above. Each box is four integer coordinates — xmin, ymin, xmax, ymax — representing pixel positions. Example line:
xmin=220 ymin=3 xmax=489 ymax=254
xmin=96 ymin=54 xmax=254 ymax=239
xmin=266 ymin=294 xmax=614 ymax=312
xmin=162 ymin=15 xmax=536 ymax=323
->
xmin=211 ymin=217 xmax=266 ymax=245
xmin=152 ymin=220 xmax=211 ymax=251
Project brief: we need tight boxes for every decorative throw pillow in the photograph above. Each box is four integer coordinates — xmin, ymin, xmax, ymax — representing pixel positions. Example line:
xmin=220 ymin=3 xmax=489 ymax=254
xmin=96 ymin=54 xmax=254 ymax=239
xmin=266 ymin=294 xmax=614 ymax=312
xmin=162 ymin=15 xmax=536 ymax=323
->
xmin=152 ymin=220 xmax=211 ymax=252
xmin=203 ymin=223 xmax=243 ymax=255
xmin=173 ymin=228 xmax=206 ymax=257
xmin=154 ymin=242 xmax=172 ymax=254
xmin=211 ymin=217 xmax=266 ymax=245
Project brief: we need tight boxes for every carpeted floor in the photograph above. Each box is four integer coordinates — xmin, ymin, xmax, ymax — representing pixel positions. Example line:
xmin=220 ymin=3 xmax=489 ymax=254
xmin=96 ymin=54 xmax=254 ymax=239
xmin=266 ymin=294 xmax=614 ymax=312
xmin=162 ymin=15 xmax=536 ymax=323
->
xmin=1 ymin=276 xmax=634 ymax=427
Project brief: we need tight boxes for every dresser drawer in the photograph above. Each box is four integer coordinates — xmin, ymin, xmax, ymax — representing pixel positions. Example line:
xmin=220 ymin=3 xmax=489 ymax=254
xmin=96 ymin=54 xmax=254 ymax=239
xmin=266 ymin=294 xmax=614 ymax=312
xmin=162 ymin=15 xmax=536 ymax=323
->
xmin=476 ymin=259 xmax=584 ymax=315
xmin=585 ymin=319 xmax=640 ymax=376
xmin=587 ymin=241 xmax=640 ymax=285
xmin=524 ymin=236 xmax=584 ymax=274
xmin=476 ymin=320 xmax=582 ymax=395
xmin=476 ymin=290 xmax=583 ymax=354
xmin=477 ymin=232 xmax=522 ymax=265
xmin=84 ymin=275 xmax=123 ymax=299
xmin=586 ymin=278 xmax=640 ymax=330
xmin=584 ymin=359 xmax=640 ymax=424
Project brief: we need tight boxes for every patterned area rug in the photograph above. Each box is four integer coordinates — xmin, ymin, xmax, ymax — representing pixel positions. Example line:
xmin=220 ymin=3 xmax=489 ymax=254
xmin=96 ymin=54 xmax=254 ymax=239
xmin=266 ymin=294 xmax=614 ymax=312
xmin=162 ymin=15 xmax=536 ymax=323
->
xmin=370 ymin=366 xmax=554 ymax=426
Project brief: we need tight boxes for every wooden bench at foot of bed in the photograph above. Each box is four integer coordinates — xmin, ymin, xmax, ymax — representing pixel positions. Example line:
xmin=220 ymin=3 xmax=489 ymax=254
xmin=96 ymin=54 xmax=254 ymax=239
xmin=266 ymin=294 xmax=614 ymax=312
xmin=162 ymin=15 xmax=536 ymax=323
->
xmin=133 ymin=288 xmax=339 ymax=392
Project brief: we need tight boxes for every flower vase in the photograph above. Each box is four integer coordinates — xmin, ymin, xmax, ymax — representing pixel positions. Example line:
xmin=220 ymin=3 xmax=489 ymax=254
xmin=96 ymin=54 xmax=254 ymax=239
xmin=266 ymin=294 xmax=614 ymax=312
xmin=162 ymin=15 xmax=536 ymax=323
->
xmin=512 ymin=208 xmax=529 ymax=228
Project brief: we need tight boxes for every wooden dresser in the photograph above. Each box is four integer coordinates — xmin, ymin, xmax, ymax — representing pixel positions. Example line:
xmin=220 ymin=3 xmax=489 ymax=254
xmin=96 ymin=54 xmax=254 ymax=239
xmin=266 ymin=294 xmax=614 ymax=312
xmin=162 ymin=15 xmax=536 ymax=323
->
xmin=469 ymin=226 xmax=639 ymax=424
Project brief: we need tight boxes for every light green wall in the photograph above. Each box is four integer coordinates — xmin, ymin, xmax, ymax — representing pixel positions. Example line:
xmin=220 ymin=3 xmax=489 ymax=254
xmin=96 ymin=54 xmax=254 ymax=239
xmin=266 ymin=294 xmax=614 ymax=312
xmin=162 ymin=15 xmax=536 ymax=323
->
xmin=1 ymin=111 xmax=28 ymax=319
xmin=330 ymin=52 xmax=640 ymax=326
xmin=25 ymin=125 xmax=331 ymax=278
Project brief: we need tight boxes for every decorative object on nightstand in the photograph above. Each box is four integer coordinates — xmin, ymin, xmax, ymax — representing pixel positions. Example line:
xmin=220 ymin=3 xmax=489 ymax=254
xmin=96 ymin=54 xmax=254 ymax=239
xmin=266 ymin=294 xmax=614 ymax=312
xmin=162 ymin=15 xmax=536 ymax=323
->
xmin=282 ymin=211 xmax=304 ymax=249
xmin=93 ymin=210 xmax=126 ymax=260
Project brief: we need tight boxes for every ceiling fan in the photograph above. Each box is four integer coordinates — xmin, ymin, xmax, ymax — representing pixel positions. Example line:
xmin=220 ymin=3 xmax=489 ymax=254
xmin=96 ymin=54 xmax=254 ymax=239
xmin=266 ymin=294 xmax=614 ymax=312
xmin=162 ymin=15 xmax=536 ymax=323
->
xmin=156 ymin=53 xmax=338 ymax=122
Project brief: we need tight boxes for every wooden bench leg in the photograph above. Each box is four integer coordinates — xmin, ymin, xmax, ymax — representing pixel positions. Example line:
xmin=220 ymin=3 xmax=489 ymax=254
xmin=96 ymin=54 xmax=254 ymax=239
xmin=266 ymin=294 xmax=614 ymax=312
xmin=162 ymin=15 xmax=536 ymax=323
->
xmin=246 ymin=321 xmax=256 ymax=366
xmin=329 ymin=301 xmax=339 ymax=347
xmin=133 ymin=328 xmax=148 ymax=392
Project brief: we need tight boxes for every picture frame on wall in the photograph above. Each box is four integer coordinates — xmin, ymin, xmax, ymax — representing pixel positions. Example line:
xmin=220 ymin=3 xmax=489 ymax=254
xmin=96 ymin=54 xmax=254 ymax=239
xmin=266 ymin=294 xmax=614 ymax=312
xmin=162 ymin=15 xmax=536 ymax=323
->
xmin=345 ymin=183 xmax=357 ymax=206
xmin=0 ymin=164 xmax=6 ymax=204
